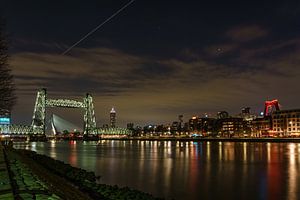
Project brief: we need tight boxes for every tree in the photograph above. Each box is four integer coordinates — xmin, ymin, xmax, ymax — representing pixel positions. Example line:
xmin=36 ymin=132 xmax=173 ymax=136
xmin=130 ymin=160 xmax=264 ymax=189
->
xmin=0 ymin=18 xmax=16 ymax=116
xmin=63 ymin=130 xmax=70 ymax=136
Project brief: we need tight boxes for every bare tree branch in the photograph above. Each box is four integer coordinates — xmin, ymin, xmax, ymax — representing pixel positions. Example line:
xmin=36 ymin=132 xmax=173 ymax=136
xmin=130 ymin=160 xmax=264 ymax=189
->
xmin=0 ymin=18 xmax=16 ymax=116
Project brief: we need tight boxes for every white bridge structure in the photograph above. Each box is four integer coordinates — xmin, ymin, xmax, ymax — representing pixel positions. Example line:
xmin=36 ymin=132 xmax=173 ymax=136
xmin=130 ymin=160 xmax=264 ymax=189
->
xmin=0 ymin=88 xmax=131 ymax=136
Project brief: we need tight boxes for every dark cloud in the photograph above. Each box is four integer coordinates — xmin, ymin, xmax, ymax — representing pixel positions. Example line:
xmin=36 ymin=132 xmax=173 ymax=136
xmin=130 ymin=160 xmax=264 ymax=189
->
xmin=226 ymin=25 xmax=268 ymax=42
xmin=9 ymin=36 xmax=300 ymax=127
xmin=2 ymin=1 xmax=300 ymax=127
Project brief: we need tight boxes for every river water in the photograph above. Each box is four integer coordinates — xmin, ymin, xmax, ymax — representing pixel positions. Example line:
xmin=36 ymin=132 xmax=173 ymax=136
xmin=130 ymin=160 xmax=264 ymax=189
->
xmin=14 ymin=140 xmax=300 ymax=200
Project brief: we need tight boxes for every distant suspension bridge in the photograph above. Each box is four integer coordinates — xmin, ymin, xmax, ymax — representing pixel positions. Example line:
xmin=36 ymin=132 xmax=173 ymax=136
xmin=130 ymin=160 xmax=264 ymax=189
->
xmin=0 ymin=88 xmax=131 ymax=136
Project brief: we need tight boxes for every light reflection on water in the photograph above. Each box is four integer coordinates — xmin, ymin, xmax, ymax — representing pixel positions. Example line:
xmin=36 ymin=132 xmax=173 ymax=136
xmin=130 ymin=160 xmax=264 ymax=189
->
xmin=50 ymin=140 xmax=56 ymax=159
xmin=14 ymin=141 xmax=300 ymax=200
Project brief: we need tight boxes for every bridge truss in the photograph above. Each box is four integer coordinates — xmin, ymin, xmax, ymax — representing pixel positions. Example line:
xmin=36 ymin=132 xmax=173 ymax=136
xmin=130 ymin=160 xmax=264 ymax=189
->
xmin=0 ymin=124 xmax=32 ymax=135
xmin=1 ymin=88 xmax=132 ymax=136
xmin=31 ymin=88 xmax=96 ymax=134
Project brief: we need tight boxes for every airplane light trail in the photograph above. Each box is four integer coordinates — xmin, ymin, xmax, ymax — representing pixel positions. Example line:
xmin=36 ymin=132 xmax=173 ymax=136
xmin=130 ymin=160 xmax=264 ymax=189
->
xmin=62 ymin=0 xmax=135 ymax=55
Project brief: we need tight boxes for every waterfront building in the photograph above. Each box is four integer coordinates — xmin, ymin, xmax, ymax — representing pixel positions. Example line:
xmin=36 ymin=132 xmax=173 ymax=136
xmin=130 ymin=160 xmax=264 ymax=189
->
xmin=171 ymin=121 xmax=179 ymax=134
xmin=238 ymin=107 xmax=256 ymax=135
xmin=187 ymin=116 xmax=216 ymax=136
xmin=200 ymin=117 xmax=215 ymax=136
xmin=134 ymin=126 xmax=143 ymax=136
xmin=272 ymin=109 xmax=300 ymax=136
xmin=110 ymin=107 xmax=116 ymax=128
xmin=251 ymin=117 xmax=272 ymax=137
xmin=183 ymin=122 xmax=189 ymax=133
xmin=188 ymin=116 xmax=201 ymax=133
xmin=142 ymin=124 xmax=157 ymax=136
xmin=155 ymin=124 xmax=165 ymax=135
xmin=217 ymin=117 xmax=244 ymax=137
xmin=215 ymin=111 xmax=245 ymax=137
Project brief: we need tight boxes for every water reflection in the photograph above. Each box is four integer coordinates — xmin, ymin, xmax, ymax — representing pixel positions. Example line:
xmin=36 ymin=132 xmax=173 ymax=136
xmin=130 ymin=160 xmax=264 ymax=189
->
xmin=68 ymin=140 xmax=77 ymax=166
xmin=288 ymin=143 xmax=297 ymax=200
xmin=13 ymin=141 xmax=300 ymax=200
xmin=50 ymin=140 xmax=56 ymax=159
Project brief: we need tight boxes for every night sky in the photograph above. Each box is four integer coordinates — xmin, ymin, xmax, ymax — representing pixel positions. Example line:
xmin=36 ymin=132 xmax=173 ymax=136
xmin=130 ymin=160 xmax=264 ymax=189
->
xmin=1 ymin=0 xmax=300 ymax=127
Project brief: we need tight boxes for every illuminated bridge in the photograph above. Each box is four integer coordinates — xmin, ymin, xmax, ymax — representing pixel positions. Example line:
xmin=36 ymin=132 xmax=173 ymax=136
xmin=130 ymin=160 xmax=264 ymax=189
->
xmin=0 ymin=125 xmax=32 ymax=135
xmin=0 ymin=88 xmax=131 ymax=136
xmin=50 ymin=114 xmax=82 ymax=135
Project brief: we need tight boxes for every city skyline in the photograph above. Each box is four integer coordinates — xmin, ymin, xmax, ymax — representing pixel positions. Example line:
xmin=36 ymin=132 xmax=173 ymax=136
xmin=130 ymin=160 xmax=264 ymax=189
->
xmin=1 ymin=0 xmax=300 ymax=127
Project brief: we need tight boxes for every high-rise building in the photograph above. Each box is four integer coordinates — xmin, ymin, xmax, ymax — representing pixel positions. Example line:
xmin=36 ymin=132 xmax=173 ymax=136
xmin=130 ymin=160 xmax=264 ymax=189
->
xmin=110 ymin=107 xmax=116 ymax=128
xmin=177 ymin=115 xmax=183 ymax=132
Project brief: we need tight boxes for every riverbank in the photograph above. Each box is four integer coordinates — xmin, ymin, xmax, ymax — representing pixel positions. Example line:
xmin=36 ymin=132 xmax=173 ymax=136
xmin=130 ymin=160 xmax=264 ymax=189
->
xmin=97 ymin=137 xmax=300 ymax=143
xmin=9 ymin=135 xmax=300 ymax=143
xmin=1 ymin=142 xmax=65 ymax=199
xmin=1 ymin=142 xmax=163 ymax=200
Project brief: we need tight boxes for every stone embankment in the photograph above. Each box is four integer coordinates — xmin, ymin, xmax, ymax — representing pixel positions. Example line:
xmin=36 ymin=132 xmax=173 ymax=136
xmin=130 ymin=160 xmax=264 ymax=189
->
xmin=0 ymin=142 xmax=14 ymax=199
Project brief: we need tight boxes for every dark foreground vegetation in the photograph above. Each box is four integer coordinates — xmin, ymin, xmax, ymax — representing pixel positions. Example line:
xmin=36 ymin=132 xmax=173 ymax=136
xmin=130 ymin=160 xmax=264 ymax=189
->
xmin=11 ymin=148 xmax=163 ymax=200
xmin=1 ymin=142 xmax=62 ymax=199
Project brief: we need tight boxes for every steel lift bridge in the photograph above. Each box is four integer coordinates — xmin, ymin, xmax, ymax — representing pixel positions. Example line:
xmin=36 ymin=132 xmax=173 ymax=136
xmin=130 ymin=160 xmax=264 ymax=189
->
xmin=0 ymin=88 xmax=131 ymax=136
xmin=31 ymin=88 xmax=96 ymax=135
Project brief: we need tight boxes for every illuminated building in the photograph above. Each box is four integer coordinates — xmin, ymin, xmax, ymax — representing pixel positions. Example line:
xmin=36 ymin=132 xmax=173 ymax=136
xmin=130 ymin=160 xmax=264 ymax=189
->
xmin=188 ymin=116 xmax=201 ymax=133
xmin=110 ymin=107 xmax=116 ymax=128
xmin=251 ymin=100 xmax=280 ymax=137
xmin=0 ymin=110 xmax=11 ymax=125
xmin=215 ymin=111 xmax=245 ymax=137
xmin=0 ymin=117 xmax=10 ymax=125
xmin=201 ymin=117 xmax=215 ymax=136
xmin=251 ymin=117 xmax=272 ymax=137
xmin=171 ymin=121 xmax=179 ymax=134
xmin=188 ymin=116 xmax=216 ymax=136
xmin=218 ymin=117 xmax=244 ymax=137
xmin=272 ymin=109 xmax=300 ymax=136
xmin=264 ymin=99 xmax=280 ymax=117
xmin=239 ymin=107 xmax=256 ymax=135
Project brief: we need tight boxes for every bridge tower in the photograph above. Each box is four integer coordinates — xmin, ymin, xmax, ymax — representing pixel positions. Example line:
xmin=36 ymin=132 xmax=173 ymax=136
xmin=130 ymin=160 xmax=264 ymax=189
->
xmin=31 ymin=88 xmax=47 ymax=134
xmin=83 ymin=93 xmax=97 ymax=135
